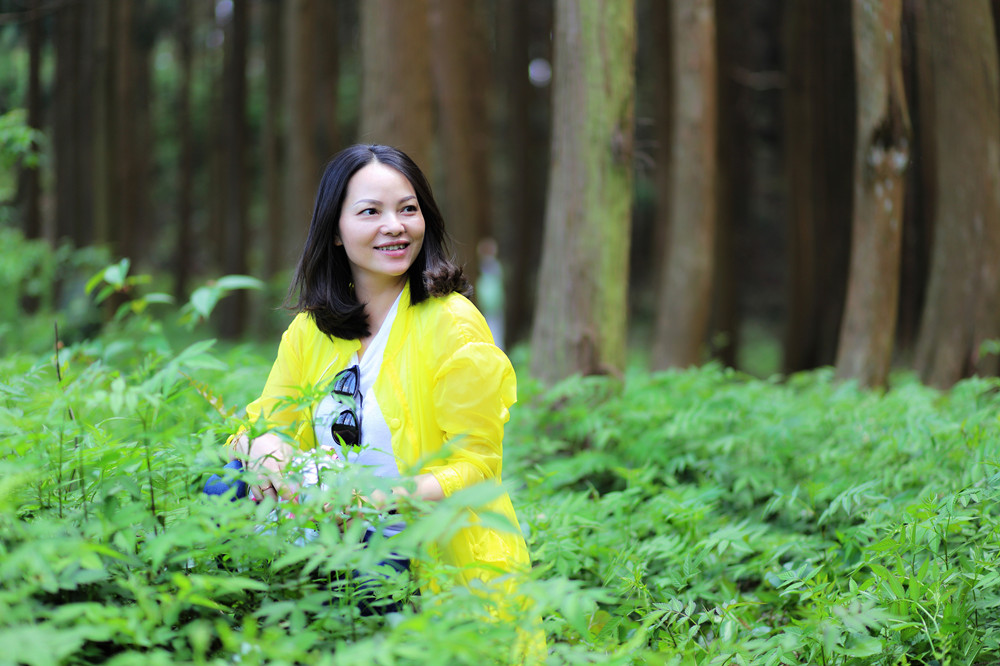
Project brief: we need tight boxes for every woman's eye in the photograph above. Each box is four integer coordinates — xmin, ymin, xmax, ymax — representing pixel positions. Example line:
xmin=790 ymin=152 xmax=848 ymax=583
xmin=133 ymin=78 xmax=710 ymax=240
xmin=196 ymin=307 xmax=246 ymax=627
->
xmin=402 ymin=204 xmax=418 ymax=213
xmin=360 ymin=208 xmax=378 ymax=216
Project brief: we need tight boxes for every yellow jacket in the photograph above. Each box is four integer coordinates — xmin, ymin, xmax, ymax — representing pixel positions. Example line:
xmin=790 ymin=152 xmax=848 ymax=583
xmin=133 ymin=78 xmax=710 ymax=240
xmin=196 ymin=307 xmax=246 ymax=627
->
xmin=242 ymin=283 xmax=532 ymax=589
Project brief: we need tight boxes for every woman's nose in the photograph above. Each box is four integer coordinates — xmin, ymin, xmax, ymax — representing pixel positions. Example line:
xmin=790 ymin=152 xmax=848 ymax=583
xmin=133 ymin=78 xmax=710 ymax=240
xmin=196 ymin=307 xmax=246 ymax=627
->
xmin=381 ymin=214 xmax=404 ymax=234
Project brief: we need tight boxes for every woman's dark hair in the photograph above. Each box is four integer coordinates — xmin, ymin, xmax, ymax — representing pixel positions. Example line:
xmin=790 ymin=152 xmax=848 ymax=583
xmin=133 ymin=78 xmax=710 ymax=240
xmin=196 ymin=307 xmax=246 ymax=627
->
xmin=288 ymin=144 xmax=471 ymax=339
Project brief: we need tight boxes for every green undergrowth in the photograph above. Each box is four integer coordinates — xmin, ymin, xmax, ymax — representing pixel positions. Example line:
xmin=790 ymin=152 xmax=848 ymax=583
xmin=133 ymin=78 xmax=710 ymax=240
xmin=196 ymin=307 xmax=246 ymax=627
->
xmin=507 ymin=367 xmax=1000 ymax=664
xmin=2 ymin=254 xmax=1000 ymax=664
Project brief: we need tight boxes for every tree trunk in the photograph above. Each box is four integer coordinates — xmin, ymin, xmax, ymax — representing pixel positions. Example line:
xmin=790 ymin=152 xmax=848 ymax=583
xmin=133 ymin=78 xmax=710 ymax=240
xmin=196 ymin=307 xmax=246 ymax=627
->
xmin=530 ymin=0 xmax=636 ymax=384
xmin=651 ymin=0 xmax=717 ymax=369
xmin=314 ymin=1 xmax=339 ymax=160
xmin=835 ymin=0 xmax=910 ymax=388
xmin=359 ymin=0 xmax=433 ymax=169
xmin=16 ymin=0 xmax=44 ymax=314
xmin=92 ymin=0 xmax=115 ymax=249
xmin=913 ymin=0 xmax=1000 ymax=387
xmin=54 ymin=0 xmax=89 ymax=246
xmin=174 ymin=0 xmax=195 ymax=301
xmin=110 ymin=0 xmax=153 ymax=263
xmin=782 ymin=2 xmax=855 ymax=374
xmin=429 ymin=0 xmax=492 ymax=284
xmin=263 ymin=0 xmax=285 ymax=279
xmin=284 ymin=0 xmax=321 ymax=267
xmin=217 ymin=0 xmax=249 ymax=338
xmin=896 ymin=0 xmax=930 ymax=354
xmin=497 ymin=0 xmax=552 ymax=348
xmin=712 ymin=0 xmax=756 ymax=368
xmin=18 ymin=0 xmax=43 ymax=244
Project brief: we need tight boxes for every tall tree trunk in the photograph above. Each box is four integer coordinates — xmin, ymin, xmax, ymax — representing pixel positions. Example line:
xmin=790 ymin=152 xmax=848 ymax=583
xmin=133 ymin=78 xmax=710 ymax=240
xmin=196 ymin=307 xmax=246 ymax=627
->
xmin=712 ymin=0 xmax=754 ymax=368
xmin=54 ymin=0 xmax=90 ymax=246
xmin=651 ymin=0 xmax=718 ymax=369
xmin=782 ymin=2 xmax=855 ymax=374
xmin=92 ymin=0 xmax=115 ymax=249
xmin=284 ymin=0 xmax=321 ymax=267
xmin=263 ymin=0 xmax=285 ymax=279
xmin=896 ymin=0 xmax=930 ymax=353
xmin=913 ymin=0 xmax=1000 ymax=387
xmin=218 ymin=0 xmax=249 ymax=338
xmin=174 ymin=0 xmax=195 ymax=301
xmin=358 ymin=0 xmax=433 ymax=169
xmin=314 ymin=1 xmax=339 ymax=159
xmin=113 ymin=0 xmax=136 ymax=259
xmin=17 ymin=0 xmax=44 ymax=314
xmin=530 ymin=0 xmax=636 ymax=384
xmin=430 ymin=0 xmax=492 ymax=284
xmin=835 ymin=0 xmax=910 ymax=388
xmin=497 ymin=0 xmax=552 ymax=348
xmin=111 ymin=0 xmax=153 ymax=263
xmin=18 ymin=0 xmax=43 ymax=244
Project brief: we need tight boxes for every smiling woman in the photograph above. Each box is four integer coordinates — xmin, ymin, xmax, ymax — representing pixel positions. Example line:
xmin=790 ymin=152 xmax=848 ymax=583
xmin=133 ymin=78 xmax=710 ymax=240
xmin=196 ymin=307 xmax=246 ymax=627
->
xmin=225 ymin=145 xmax=536 ymax=642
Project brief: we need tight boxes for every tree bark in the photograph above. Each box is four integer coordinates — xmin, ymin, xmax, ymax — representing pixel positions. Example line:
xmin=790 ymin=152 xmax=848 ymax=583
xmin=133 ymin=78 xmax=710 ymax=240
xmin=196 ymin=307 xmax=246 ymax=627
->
xmin=262 ymin=0 xmax=285 ymax=279
xmin=782 ymin=2 xmax=855 ymax=374
xmin=651 ymin=0 xmax=717 ymax=369
xmin=497 ymin=0 xmax=552 ymax=348
xmin=54 ymin=0 xmax=95 ymax=247
xmin=429 ymin=0 xmax=492 ymax=284
xmin=18 ymin=0 xmax=42 ymax=245
xmin=174 ymin=0 xmax=195 ymax=301
xmin=896 ymin=0 xmax=930 ymax=353
xmin=217 ymin=0 xmax=249 ymax=338
xmin=913 ymin=0 xmax=1000 ymax=387
xmin=359 ymin=0 xmax=433 ymax=169
xmin=92 ymin=0 xmax=115 ymax=248
xmin=835 ymin=0 xmax=910 ymax=388
xmin=314 ymin=1 xmax=339 ymax=160
xmin=109 ymin=0 xmax=153 ymax=263
xmin=284 ymin=0 xmax=321 ymax=268
xmin=530 ymin=0 xmax=636 ymax=384
xmin=712 ymin=0 xmax=756 ymax=368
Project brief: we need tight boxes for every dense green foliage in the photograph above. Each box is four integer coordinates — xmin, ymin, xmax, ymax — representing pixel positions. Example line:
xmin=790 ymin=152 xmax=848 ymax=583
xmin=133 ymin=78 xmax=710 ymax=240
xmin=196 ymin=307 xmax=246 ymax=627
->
xmin=3 ymin=235 xmax=1000 ymax=664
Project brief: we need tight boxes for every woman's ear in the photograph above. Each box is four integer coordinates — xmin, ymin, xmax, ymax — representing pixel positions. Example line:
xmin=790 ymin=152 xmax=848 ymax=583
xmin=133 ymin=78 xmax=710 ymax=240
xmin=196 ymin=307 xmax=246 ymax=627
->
xmin=334 ymin=237 xmax=343 ymax=246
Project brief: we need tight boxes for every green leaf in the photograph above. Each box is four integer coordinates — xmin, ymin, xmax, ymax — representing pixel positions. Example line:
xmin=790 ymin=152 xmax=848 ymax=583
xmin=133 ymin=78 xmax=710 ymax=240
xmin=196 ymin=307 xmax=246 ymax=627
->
xmin=103 ymin=258 xmax=131 ymax=289
xmin=188 ymin=286 xmax=219 ymax=319
xmin=214 ymin=274 xmax=265 ymax=291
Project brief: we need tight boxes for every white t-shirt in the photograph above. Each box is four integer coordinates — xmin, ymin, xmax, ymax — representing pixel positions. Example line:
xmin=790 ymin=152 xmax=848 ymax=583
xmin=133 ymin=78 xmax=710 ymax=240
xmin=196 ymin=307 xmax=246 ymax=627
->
xmin=308 ymin=291 xmax=402 ymax=480
xmin=297 ymin=294 xmax=405 ymax=535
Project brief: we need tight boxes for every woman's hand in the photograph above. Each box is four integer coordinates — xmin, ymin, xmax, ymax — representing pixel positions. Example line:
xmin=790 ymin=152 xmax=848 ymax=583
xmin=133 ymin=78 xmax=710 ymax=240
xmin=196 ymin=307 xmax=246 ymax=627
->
xmin=361 ymin=474 xmax=444 ymax=514
xmin=230 ymin=432 xmax=297 ymax=501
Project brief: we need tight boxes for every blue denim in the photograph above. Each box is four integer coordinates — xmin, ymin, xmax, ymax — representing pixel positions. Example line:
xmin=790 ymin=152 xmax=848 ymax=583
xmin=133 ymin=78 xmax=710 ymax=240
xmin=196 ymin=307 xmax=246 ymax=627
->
xmin=203 ymin=459 xmax=248 ymax=500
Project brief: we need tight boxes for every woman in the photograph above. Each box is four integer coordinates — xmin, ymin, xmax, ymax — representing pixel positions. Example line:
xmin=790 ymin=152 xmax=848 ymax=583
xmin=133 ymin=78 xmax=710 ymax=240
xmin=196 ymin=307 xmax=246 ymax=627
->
xmin=228 ymin=144 xmax=531 ymax=599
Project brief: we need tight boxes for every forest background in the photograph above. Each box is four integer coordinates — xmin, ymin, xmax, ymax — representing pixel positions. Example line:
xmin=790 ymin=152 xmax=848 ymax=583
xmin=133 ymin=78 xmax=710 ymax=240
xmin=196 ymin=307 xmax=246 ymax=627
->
xmin=4 ymin=0 xmax=1000 ymax=664
xmin=3 ymin=0 xmax=998 ymax=388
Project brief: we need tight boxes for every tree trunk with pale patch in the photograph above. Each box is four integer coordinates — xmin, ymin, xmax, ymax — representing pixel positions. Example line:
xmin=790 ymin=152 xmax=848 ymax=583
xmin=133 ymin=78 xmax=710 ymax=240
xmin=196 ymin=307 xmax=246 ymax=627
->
xmin=530 ymin=0 xmax=636 ymax=384
xmin=651 ymin=0 xmax=717 ymax=369
xmin=835 ymin=0 xmax=910 ymax=388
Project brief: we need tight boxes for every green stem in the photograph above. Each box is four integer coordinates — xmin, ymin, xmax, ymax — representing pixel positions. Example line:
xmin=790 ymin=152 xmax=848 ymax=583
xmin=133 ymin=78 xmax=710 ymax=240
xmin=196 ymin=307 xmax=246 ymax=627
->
xmin=140 ymin=411 xmax=160 ymax=534
xmin=57 ymin=428 xmax=64 ymax=519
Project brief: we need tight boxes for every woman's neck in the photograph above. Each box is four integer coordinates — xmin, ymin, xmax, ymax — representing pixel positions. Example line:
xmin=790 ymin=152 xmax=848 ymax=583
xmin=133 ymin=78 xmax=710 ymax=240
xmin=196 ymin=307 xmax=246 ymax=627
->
xmin=355 ymin=277 xmax=406 ymax=358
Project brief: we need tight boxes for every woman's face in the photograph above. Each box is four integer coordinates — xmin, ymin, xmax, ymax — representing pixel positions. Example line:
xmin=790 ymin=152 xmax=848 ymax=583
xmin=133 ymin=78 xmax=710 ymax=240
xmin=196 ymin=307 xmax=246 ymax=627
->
xmin=336 ymin=161 xmax=426 ymax=292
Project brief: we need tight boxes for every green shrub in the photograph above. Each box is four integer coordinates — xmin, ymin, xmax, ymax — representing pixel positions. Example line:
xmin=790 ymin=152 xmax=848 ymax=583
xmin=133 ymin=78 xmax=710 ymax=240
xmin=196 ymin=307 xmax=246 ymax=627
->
xmin=3 ymin=254 xmax=1000 ymax=663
